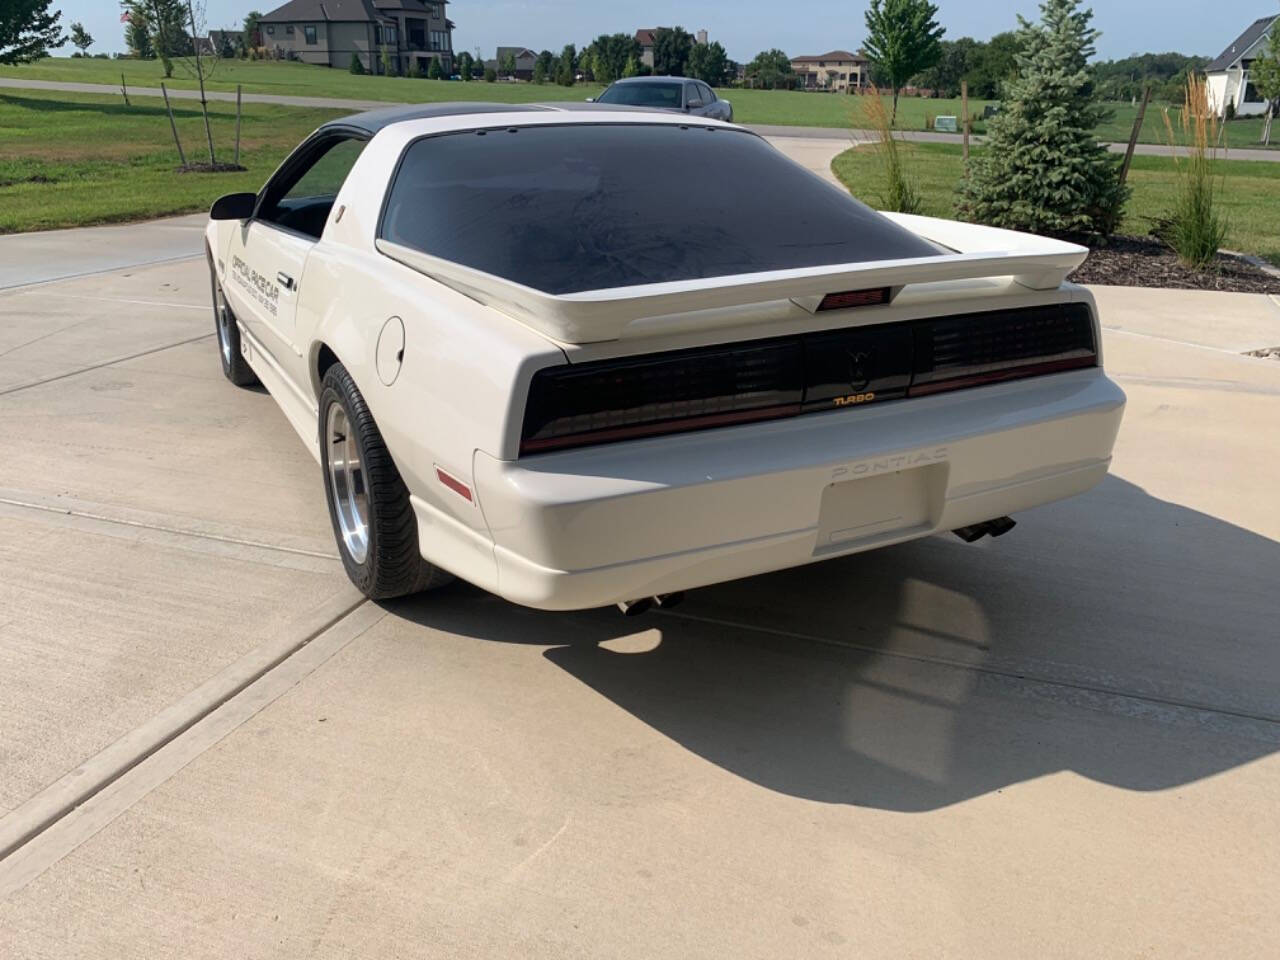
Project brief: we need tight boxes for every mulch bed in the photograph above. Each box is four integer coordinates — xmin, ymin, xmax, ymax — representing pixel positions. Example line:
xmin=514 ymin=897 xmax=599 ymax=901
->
xmin=177 ymin=162 xmax=247 ymax=174
xmin=1068 ymin=235 xmax=1280 ymax=294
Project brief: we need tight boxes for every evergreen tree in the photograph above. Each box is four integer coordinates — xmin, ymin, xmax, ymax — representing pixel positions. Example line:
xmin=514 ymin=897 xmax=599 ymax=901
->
xmin=427 ymin=55 xmax=443 ymax=80
xmin=622 ymin=54 xmax=640 ymax=78
xmin=125 ymin=8 xmax=153 ymax=58
xmin=1 ymin=0 xmax=66 ymax=64
xmin=958 ymin=0 xmax=1127 ymax=238
xmin=456 ymin=50 xmax=473 ymax=81
xmin=349 ymin=52 xmax=365 ymax=74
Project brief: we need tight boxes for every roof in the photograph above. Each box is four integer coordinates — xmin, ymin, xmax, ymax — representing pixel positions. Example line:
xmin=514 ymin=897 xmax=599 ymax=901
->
xmin=321 ymin=101 xmax=722 ymax=135
xmin=260 ymin=0 xmax=380 ymax=23
xmin=791 ymin=50 xmax=865 ymax=63
xmin=373 ymin=0 xmax=448 ymax=10
xmin=635 ymin=29 xmax=660 ymax=45
xmin=496 ymin=46 xmax=538 ymax=60
xmin=1205 ymin=15 xmax=1278 ymax=72
xmin=326 ymin=103 xmax=552 ymax=133
xmin=611 ymin=76 xmax=688 ymax=85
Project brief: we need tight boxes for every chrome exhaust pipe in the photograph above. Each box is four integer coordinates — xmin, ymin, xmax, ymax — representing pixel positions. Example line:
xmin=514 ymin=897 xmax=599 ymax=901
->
xmin=617 ymin=597 xmax=655 ymax=617
xmin=617 ymin=593 xmax=685 ymax=616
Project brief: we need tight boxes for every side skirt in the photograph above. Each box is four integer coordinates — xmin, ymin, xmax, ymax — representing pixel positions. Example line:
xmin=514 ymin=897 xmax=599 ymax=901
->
xmin=238 ymin=322 xmax=321 ymax=463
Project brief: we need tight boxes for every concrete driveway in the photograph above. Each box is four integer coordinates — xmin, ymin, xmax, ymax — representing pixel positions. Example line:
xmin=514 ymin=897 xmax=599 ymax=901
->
xmin=0 ymin=219 xmax=1278 ymax=958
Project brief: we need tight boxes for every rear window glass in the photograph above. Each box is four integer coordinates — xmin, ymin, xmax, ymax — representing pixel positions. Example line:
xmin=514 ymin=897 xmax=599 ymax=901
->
xmin=380 ymin=124 xmax=940 ymax=295
xmin=596 ymin=82 xmax=684 ymax=108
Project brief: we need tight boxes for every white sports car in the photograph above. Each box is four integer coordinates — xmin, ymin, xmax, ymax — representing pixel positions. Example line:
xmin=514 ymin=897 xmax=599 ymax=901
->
xmin=205 ymin=103 xmax=1125 ymax=612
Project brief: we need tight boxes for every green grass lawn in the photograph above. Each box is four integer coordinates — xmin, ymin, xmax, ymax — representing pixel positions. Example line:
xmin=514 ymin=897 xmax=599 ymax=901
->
xmin=831 ymin=142 xmax=1280 ymax=265
xmin=9 ymin=57 xmax=1277 ymax=148
xmin=0 ymin=89 xmax=342 ymax=232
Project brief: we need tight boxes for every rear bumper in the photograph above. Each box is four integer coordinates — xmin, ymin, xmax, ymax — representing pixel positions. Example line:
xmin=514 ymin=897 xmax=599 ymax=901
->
xmin=469 ymin=368 xmax=1125 ymax=610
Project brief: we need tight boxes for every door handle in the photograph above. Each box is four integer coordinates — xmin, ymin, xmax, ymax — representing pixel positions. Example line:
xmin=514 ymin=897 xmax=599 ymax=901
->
xmin=277 ymin=271 xmax=296 ymax=291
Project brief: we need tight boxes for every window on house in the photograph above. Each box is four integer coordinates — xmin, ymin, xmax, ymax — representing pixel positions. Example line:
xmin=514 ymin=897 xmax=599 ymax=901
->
xmin=265 ymin=25 xmax=274 ymax=35
xmin=285 ymin=24 xmax=294 ymax=36
xmin=1243 ymin=82 xmax=1263 ymax=103
xmin=304 ymin=25 xmax=317 ymax=45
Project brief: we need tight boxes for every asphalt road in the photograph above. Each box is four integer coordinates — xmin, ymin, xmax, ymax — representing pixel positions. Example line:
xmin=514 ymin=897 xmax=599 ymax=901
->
xmin=4 ymin=76 xmax=1280 ymax=162
xmin=0 ymin=219 xmax=1278 ymax=957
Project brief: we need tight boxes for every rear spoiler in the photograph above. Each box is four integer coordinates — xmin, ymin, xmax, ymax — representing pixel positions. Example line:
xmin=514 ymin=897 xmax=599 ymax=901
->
xmin=375 ymin=214 xmax=1087 ymax=345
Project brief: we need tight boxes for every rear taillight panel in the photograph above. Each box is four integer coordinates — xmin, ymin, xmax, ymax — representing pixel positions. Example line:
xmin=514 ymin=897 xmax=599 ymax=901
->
xmin=520 ymin=303 xmax=1096 ymax=455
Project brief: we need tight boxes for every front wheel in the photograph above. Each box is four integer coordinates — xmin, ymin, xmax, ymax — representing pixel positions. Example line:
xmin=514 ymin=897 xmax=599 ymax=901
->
xmin=208 ymin=260 xmax=257 ymax=387
xmin=318 ymin=362 xmax=452 ymax=600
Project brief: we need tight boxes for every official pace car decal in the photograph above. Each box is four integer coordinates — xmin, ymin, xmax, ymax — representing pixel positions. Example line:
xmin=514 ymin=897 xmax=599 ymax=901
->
xmin=230 ymin=255 xmax=279 ymax=318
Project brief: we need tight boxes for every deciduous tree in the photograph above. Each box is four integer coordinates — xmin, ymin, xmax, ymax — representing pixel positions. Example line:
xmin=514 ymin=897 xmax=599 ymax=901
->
xmin=69 ymin=20 xmax=92 ymax=55
xmin=687 ymin=40 xmax=729 ymax=86
xmin=863 ymin=0 xmax=945 ymax=122
xmin=745 ymin=48 xmax=791 ymax=89
xmin=651 ymin=27 xmax=693 ymax=76
xmin=1251 ymin=22 xmax=1280 ymax=145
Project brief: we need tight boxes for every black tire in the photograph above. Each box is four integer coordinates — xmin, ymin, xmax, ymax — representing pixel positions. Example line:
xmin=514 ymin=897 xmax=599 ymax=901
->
xmin=318 ymin=362 xmax=452 ymax=600
xmin=208 ymin=256 xmax=258 ymax=387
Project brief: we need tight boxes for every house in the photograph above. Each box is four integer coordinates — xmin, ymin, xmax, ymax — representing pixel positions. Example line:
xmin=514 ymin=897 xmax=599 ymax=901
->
xmin=635 ymin=29 xmax=658 ymax=69
xmin=258 ymin=0 xmax=454 ymax=76
xmin=634 ymin=27 xmax=710 ymax=71
xmin=490 ymin=46 xmax=538 ymax=81
xmin=790 ymin=50 xmax=869 ymax=92
xmin=1205 ymin=14 xmax=1278 ymax=117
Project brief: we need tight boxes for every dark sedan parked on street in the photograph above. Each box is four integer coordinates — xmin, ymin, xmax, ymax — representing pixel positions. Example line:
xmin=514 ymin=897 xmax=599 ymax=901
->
xmin=590 ymin=76 xmax=734 ymax=122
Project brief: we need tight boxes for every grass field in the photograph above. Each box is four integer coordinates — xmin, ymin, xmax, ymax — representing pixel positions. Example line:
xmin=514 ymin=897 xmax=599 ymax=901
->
xmin=5 ymin=57 xmax=1277 ymax=148
xmin=0 ymin=90 xmax=341 ymax=232
xmin=832 ymin=142 xmax=1280 ymax=265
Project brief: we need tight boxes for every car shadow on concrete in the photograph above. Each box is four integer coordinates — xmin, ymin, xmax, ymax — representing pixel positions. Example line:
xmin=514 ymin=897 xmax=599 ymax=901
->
xmin=388 ymin=476 xmax=1280 ymax=811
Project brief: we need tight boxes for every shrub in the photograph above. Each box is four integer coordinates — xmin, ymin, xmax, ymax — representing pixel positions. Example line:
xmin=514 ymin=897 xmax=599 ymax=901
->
xmin=1158 ymin=75 xmax=1228 ymax=268
xmin=958 ymin=0 xmax=1128 ymax=238
xmin=408 ymin=57 xmax=423 ymax=78
xmin=427 ymin=56 xmax=443 ymax=80
xmin=484 ymin=67 xmax=497 ymax=83
xmin=857 ymin=88 xmax=922 ymax=214
xmin=349 ymin=53 xmax=365 ymax=75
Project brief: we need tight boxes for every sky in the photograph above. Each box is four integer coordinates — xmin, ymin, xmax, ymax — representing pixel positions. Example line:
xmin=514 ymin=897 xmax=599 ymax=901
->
xmin=51 ymin=0 xmax=1270 ymax=63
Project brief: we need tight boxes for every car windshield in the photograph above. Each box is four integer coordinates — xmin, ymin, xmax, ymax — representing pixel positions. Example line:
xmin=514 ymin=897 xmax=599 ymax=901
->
xmin=379 ymin=124 xmax=940 ymax=295
xmin=596 ymin=82 xmax=684 ymax=108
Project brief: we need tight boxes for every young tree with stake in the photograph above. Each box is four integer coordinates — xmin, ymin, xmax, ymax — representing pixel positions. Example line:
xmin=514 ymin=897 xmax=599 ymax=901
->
xmin=69 ymin=21 xmax=93 ymax=55
xmin=863 ymin=0 xmax=945 ymax=124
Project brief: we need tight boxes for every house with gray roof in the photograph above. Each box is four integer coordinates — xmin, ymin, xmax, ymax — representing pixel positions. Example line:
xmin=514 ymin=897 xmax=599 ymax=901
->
xmin=258 ymin=0 xmax=454 ymax=76
xmin=1205 ymin=14 xmax=1278 ymax=117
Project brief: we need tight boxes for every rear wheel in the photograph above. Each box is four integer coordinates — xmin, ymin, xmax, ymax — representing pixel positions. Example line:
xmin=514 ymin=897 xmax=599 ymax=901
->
xmin=208 ymin=259 xmax=257 ymax=387
xmin=319 ymin=362 xmax=451 ymax=599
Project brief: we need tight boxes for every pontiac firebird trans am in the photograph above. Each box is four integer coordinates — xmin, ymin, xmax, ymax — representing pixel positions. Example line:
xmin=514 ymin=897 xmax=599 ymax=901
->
xmin=205 ymin=103 xmax=1126 ymax=611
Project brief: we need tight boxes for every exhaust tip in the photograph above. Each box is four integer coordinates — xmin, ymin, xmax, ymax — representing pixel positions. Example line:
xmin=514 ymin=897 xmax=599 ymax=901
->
xmin=617 ymin=597 xmax=655 ymax=617
xmin=653 ymin=592 xmax=685 ymax=610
